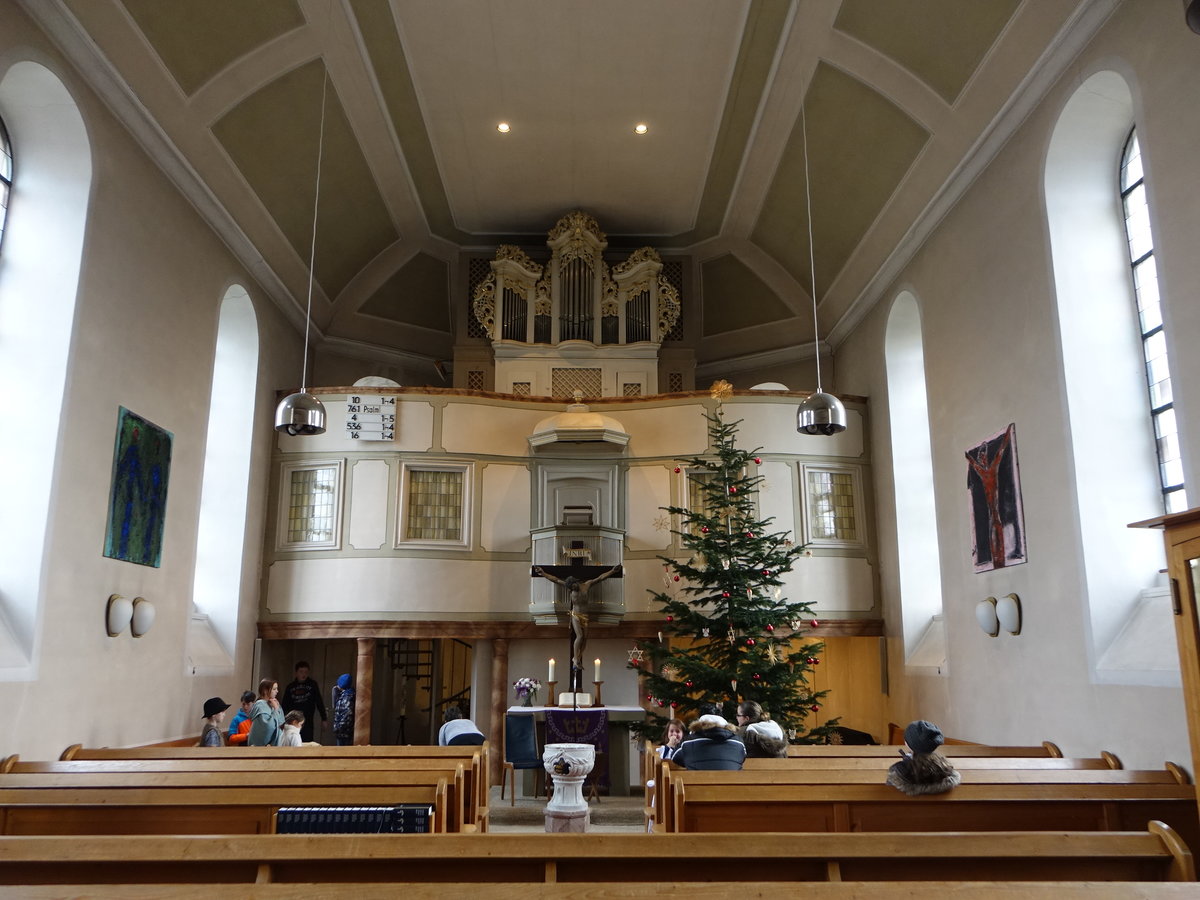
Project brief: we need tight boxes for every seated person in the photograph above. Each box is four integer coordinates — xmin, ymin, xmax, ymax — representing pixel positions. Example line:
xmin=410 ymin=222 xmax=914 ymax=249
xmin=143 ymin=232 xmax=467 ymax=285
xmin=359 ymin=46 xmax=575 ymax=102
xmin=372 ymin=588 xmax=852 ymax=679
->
xmin=887 ymin=719 xmax=961 ymax=796
xmin=199 ymin=697 xmax=230 ymax=747
xmin=226 ymin=690 xmax=256 ymax=746
xmin=657 ymin=718 xmax=686 ymax=760
xmin=438 ymin=706 xmax=486 ymax=746
xmin=279 ymin=710 xmax=321 ymax=747
xmin=671 ymin=714 xmax=745 ymax=770
xmin=743 ymin=718 xmax=788 ymax=758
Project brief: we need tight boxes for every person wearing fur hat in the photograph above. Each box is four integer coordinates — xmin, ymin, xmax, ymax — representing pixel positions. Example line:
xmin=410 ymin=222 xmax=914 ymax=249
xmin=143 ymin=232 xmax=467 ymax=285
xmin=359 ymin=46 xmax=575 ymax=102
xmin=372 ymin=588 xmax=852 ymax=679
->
xmin=886 ymin=720 xmax=961 ymax=796
xmin=199 ymin=697 xmax=230 ymax=747
xmin=671 ymin=714 xmax=746 ymax=770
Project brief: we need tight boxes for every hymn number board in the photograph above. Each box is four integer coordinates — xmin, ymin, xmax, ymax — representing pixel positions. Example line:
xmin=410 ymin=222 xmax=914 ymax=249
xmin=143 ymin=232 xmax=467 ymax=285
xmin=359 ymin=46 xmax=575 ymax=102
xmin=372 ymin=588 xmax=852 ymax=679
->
xmin=345 ymin=395 xmax=396 ymax=441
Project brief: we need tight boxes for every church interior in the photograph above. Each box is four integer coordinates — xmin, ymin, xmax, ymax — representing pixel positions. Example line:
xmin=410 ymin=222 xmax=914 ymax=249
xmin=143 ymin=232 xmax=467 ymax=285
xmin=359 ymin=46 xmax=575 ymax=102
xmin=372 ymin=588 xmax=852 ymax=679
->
xmin=4 ymin=0 xmax=1200 ymax=886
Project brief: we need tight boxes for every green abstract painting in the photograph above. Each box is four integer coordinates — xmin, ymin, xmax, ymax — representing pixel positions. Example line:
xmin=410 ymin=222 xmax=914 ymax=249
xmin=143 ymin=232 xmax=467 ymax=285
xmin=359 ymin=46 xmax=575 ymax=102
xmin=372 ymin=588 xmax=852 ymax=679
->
xmin=103 ymin=407 xmax=173 ymax=567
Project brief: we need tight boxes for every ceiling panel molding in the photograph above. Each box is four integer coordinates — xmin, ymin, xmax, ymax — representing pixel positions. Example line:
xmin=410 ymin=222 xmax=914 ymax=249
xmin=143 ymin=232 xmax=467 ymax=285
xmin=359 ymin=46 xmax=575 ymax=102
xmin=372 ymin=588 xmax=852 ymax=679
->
xmin=825 ymin=0 xmax=1123 ymax=348
xmin=120 ymin=0 xmax=306 ymax=97
xmin=20 ymin=0 xmax=310 ymax=331
xmin=752 ymin=61 xmax=930 ymax=298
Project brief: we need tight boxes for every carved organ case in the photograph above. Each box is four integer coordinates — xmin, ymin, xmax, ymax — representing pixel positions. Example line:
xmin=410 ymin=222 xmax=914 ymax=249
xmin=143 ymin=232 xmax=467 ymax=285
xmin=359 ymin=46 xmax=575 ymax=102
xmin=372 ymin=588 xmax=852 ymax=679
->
xmin=472 ymin=211 xmax=681 ymax=398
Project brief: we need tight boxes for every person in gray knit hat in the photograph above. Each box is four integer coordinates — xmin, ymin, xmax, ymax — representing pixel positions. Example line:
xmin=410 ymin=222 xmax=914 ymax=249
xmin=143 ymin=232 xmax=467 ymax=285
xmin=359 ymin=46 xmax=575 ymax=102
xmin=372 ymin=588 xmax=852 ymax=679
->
xmin=886 ymin=719 xmax=960 ymax=796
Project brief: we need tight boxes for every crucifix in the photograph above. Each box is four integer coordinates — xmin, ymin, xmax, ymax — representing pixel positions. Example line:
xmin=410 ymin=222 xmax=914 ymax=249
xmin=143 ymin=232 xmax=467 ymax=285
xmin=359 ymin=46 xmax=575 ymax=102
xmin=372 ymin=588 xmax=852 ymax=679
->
xmin=533 ymin=548 xmax=622 ymax=693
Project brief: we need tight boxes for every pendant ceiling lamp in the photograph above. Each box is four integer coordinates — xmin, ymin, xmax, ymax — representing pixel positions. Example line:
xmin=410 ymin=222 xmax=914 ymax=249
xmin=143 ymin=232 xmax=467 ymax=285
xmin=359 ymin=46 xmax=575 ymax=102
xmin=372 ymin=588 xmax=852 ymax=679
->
xmin=275 ymin=69 xmax=330 ymax=436
xmin=795 ymin=106 xmax=847 ymax=436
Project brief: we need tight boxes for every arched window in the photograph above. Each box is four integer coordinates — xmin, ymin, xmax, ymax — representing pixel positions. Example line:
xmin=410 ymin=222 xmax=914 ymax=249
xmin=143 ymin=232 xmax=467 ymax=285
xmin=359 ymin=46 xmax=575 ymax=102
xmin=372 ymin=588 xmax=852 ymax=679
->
xmin=0 ymin=63 xmax=91 ymax=676
xmin=1045 ymin=71 xmax=1173 ymax=680
xmin=884 ymin=291 xmax=944 ymax=670
xmin=1119 ymin=129 xmax=1186 ymax=513
xmin=0 ymin=114 xmax=11 ymax=250
xmin=189 ymin=285 xmax=259 ymax=671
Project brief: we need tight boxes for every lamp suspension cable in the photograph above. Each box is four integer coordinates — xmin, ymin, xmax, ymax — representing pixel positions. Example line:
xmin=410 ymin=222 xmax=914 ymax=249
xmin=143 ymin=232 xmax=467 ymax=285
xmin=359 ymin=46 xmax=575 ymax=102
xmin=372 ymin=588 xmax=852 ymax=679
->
xmin=801 ymin=106 xmax=822 ymax=395
xmin=273 ymin=65 xmax=331 ymax=436
xmin=301 ymin=70 xmax=329 ymax=395
xmin=795 ymin=103 xmax=847 ymax=436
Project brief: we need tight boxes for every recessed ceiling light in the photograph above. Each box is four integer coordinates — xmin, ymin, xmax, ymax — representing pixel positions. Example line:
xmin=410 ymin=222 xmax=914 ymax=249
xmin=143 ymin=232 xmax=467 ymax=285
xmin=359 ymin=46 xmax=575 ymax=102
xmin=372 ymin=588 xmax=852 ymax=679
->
xmin=634 ymin=123 xmax=648 ymax=135
xmin=497 ymin=122 xmax=510 ymax=133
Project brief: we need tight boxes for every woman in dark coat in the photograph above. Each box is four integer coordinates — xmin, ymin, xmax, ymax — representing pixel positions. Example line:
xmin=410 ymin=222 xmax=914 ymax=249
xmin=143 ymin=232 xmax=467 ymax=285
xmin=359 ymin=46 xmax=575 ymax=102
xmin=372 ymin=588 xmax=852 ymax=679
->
xmin=671 ymin=715 xmax=745 ymax=770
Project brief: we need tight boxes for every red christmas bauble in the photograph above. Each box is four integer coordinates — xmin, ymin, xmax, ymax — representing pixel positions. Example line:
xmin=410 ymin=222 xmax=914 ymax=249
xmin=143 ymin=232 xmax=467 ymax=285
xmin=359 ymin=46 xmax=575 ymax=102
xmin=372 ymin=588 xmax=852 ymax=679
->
xmin=729 ymin=486 xmax=738 ymax=494
xmin=745 ymin=532 xmax=753 ymax=538
xmin=701 ymin=526 xmax=709 ymax=533
xmin=766 ymin=624 xmax=774 ymax=632
xmin=670 ymin=701 xmax=677 ymax=708
xmin=806 ymin=657 xmax=816 ymax=665
xmin=673 ymin=575 xmax=680 ymax=582
xmin=685 ymin=681 xmax=693 ymax=687
xmin=746 ymin=638 xmax=756 ymax=646
xmin=812 ymin=658 xmax=820 ymax=666
xmin=752 ymin=673 xmax=761 ymax=680
xmin=754 ymin=457 xmax=761 ymax=464
xmin=811 ymin=619 xmax=820 ymax=628
xmin=722 ymin=591 xmax=730 ymax=598
xmin=762 ymin=570 xmax=770 ymax=577
xmin=674 ymin=467 xmax=681 ymax=473
xmin=657 ymin=700 xmax=664 ymax=707
xmin=666 ymin=615 xmax=674 ymax=622
xmin=810 ymin=704 xmax=821 ymax=712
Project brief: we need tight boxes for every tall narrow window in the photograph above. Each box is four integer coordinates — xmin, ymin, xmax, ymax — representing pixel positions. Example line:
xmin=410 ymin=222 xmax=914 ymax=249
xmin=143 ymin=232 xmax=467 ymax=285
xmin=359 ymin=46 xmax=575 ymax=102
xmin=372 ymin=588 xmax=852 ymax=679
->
xmin=1120 ymin=130 xmax=1186 ymax=513
xmin=0 ymin=63 xmax=91 ymax=676
xmin=0 ymin=114 xmax=11 ymax=250
xmin=885 ymin=292 xmax=944 ymax=666
xmin=192 ymin=286 xmax=258 ymax=661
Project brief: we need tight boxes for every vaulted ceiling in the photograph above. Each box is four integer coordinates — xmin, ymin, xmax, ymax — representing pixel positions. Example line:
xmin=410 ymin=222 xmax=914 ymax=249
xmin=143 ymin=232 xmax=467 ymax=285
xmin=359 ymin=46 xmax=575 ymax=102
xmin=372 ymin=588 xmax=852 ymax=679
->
xmin=28 ymin=0 xmax=1112 ymax=373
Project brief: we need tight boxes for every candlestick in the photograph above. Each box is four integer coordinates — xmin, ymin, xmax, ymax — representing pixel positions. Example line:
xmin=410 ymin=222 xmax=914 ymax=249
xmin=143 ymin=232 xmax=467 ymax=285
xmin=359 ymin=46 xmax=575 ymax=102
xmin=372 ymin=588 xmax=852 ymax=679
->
xmin=594 ymin=657 xmax=601 ymax=681
xmin=592 ymin=681 xmax=604 ymax=708
xmin=548 ymin=658 xmax=555 ymax=683
xmin=545 ymin=681 xmax=557 ymax=707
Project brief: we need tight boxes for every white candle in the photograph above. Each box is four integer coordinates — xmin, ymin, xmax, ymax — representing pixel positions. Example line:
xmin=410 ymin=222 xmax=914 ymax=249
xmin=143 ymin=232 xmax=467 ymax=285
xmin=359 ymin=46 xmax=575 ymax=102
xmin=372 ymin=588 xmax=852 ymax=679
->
xmin=548 ymin=658 xmax=555 ymax=682
xmin=594 ymin=658 xmax=601 ymax=681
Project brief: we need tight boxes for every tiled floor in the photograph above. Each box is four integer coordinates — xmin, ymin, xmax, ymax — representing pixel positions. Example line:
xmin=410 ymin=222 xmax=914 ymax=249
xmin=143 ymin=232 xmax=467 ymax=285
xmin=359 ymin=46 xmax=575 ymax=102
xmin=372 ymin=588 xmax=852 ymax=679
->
xmin=486 ymin=785 xmax=646 ymax=833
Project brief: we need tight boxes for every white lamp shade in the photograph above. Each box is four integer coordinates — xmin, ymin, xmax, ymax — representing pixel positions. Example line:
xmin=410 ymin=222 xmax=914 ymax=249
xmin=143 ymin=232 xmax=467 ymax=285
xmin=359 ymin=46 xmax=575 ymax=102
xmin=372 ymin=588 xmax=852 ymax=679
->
xmin=996 ymin=593 xmax=1022 ymax=635
xmin=975 ymin=597 xmax=999 ymax=637
xmin=106 ymin=594 xmax=132 ymax=637
xmin=131 ymin=597 xmax=156 ymax=637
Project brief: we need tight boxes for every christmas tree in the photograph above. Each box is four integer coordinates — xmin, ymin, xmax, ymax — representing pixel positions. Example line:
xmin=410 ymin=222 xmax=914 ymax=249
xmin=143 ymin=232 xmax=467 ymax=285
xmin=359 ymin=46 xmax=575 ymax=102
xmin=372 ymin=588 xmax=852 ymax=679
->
xmin=631 ymin=389 xmax=838 ymax=744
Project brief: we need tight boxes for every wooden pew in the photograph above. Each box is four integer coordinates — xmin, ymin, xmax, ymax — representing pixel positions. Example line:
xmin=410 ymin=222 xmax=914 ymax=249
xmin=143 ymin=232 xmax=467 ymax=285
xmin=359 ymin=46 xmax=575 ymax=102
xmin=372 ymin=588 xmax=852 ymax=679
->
xmin=45 ymin=743 xmax=490 ymax=830
xmin=0 ymin=827 xmax=1192 ymax=886
xmin=788 ymin=741 xmax=1066 ymax=757
xmin=0 ymin=781 xmax=448 ymax=835
xmin=644 ymin=749 xmax=1127 ymax=830
xmin=6 ymin=883 xmax=1199 ymax=899
xmin=2 ymin=755 xmax=488 ymax=832
xmin=0 ymin=767 xmax=470 ymax=833
xmin=666 ymin=779 xmax=1200 ymax=849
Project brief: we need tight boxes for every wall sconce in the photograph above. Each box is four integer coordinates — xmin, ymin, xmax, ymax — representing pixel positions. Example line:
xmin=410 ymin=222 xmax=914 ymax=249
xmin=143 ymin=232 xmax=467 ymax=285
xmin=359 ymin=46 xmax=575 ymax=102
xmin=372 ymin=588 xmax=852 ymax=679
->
xmin=996 ymin=593 xmax=1022 ymax=635
xmin=975 ymin=597 xmax=999 ymax=637
xmin=131 ymin=597 xmax=156 ymax=637
xmin=105 ymin=594 xmax=132 ymax=637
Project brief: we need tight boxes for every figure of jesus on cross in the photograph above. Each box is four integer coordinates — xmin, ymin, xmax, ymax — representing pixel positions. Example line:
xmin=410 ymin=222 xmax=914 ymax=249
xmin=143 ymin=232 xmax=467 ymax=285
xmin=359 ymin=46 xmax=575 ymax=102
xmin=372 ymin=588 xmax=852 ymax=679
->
xmin=533 ymin=564 xmax=621 ymax=689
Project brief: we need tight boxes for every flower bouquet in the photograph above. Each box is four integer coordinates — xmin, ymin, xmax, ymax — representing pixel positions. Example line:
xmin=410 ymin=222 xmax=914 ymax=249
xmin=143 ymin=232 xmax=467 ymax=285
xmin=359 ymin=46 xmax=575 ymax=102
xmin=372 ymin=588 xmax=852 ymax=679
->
xmin=513 ymin=676 xmax=542 ymax=706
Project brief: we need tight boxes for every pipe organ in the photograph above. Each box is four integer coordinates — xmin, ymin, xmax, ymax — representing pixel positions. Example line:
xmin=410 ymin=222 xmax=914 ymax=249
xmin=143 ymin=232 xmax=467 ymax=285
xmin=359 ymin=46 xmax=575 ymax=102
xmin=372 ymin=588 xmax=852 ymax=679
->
xmin=472 ymin=211 xmax=681 ymax=398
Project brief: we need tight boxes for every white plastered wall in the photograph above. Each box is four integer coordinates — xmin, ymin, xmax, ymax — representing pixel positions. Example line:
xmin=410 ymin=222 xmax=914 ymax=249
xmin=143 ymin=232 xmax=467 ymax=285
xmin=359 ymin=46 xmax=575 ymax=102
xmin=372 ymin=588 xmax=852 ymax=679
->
xmin=835 ymin=0 xmax=1195 ymax=769
xmin=0 ymin=4 xmax=300 ymax=759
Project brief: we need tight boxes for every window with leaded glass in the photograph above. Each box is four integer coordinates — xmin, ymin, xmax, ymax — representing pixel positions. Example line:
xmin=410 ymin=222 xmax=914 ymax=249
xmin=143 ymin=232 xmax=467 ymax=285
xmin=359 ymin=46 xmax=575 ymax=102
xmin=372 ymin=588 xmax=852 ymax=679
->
xmin=802 ymin=464 xmax=864 ymax=548
xmin=277 ymin=460 xmax=343 ymax=550
xmin=1120 ymin=129 xmax=1186 ymax=513
xmin=399 ymin=463 xmax=471 ymax=547
xmin=0 ymin=115 xmax=11 ymax=251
